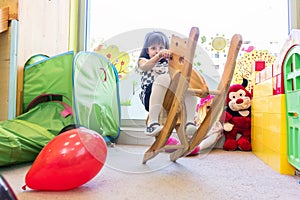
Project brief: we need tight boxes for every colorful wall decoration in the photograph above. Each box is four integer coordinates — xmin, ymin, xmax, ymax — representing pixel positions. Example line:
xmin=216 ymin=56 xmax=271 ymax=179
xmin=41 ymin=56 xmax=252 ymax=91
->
xmin=95 ymin=44 xmax=130 ymax=79
xmin=233 ymin=48 xmax=276 ymax=91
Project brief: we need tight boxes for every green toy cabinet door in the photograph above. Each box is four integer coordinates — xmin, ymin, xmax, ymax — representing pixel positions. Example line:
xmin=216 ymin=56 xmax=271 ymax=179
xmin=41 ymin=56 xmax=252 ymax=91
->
xmin=283 ymin=45 xmax=300 ymax=171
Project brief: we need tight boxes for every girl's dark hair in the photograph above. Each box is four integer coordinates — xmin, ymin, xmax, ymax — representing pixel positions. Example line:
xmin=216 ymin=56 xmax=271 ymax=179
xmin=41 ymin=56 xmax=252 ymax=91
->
xmin=139 ymin=31 xmax=169 ymax=59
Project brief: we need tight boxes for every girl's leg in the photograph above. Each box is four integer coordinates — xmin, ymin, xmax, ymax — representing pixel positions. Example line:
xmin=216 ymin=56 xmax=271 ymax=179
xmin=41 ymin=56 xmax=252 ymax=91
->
xmin=185 ymin=95 xmax=198 ymax=137
xmin=146 ymin=74 xmax=170 ymax=136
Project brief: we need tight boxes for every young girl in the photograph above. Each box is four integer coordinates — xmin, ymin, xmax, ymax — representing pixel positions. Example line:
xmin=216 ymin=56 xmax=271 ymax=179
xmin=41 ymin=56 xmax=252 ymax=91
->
xmin=138 ymin=31 xmax=198 ymax=137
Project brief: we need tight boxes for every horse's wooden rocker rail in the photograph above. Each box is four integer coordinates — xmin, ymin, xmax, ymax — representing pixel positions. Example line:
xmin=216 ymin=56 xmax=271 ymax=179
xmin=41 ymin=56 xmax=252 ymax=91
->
xmin=142 ymin=27 xmax=243 ymax=164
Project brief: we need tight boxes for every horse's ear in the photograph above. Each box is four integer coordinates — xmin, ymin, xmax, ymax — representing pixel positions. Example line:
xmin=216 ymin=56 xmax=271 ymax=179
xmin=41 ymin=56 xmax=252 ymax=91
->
xmin=242 ymin=78 xmax=248 ymax=88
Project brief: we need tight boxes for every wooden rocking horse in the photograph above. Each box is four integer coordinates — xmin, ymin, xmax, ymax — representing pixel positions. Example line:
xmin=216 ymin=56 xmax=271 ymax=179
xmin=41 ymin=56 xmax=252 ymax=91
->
xmin=142 ymin=27 xmax=242 ymax=164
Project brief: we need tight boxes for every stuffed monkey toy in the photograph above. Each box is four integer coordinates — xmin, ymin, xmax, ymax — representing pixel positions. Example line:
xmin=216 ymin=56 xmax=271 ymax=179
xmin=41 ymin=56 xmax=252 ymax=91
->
xmin=223 ymin=78 xmax=252 ymax=151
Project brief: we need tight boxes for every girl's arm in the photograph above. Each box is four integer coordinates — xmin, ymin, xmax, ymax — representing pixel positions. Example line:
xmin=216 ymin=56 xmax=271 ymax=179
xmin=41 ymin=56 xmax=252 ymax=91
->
xmin=138 ymin=53 xmax=161 ymax=71
xmin=138 ymin=49 xmax=171 ymax=71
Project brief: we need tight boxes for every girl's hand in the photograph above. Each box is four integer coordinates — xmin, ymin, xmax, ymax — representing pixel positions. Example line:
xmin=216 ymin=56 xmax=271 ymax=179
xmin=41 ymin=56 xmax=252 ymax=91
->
xmin=158 ymin=49 xmax=172 ymax=59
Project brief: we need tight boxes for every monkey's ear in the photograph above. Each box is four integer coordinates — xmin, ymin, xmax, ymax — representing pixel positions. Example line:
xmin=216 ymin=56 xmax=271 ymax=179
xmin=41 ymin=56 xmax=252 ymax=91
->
xmin=242 ymin=78 xmax=248 ymax=88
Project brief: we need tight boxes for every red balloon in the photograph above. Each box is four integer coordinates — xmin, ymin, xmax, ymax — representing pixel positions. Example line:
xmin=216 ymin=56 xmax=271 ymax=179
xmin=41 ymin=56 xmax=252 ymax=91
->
xmin=23 ymin=127 xmax=107 ymax=191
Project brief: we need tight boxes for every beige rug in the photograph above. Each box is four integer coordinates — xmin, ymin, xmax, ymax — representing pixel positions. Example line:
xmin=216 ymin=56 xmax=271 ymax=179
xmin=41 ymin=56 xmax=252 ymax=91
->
xmin=1 ymin=146 xmax=300 ymax=200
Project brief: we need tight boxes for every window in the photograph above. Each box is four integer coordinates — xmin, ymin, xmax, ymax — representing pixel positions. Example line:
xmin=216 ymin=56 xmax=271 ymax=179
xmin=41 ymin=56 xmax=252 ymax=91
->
xmin=87 ymin=0 xmax=289 ymax=120
xmin=88 ymin=0 xmax=289 ymax=49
